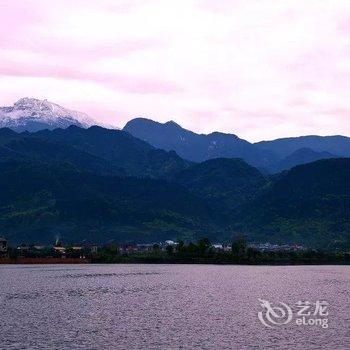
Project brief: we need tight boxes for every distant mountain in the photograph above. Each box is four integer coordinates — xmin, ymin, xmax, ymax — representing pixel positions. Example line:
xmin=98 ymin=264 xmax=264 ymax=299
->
xmin=239 ymin=158 xmax=350 ymax=249
xmin=123 ymin=118 xmax=277 ymax=169
xmin=0 ymin=125 xmax=190 ymax=178
xmin=3 ymin=100 xmax=347 ymax=172
xmin=32 ymin=125 xmax=190 ymax=178
xmin=124 ymin=118 xmax=349 ymax=173
xmin=173 ymin=158 xmax=267 ymax=212
xmin=0 ymin=98 xmax=98 ymax=132
xmin=272 ymin=147 xmax=337 ymax=173
xmin=255 ymin=135 xmax=350 ymax=158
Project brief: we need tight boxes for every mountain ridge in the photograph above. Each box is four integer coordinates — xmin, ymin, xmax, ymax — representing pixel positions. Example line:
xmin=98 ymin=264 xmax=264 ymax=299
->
xmin=1 ymin=98 xmax=349 ymax=170
xmin=271 ymin=147 xmax=337 ymax=172
xmin=124 ymin=117 xmax=350 ymax=172
xmin=255 ymin=135 xmax=350 ymax=158
xmin=124 ymin=117 xmax=277 ymax=170
xmin=0 ymin=125 xmax=191 ymax=178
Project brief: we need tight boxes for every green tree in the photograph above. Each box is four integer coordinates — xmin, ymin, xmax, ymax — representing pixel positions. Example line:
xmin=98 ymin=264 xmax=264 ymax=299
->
xmin=176 ymin=240 xmax=185 ymax=254
xmin=197 ymin=237 xmax=211 ymax=255
xmin=231 ymin=236 xmax=247 ymax=256
xmin=153 ymin=243 xmax=160 ymax=251
xmin=166 ymin=245 xmax=174 ymax=255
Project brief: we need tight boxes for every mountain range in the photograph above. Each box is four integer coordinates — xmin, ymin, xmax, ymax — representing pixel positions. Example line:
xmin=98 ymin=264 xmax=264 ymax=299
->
xmin=124 ymin=118 xmax=349 ymax=173
xmin=0 ymin=98 xmax=349 ymax=249
xmin=124 ymin=118 xmax=277 ymax=171
xmin=1 ymin=98 xmax=349 ymax=173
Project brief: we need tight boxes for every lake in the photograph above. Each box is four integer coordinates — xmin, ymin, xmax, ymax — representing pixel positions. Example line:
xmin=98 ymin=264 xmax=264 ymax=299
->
xmin=0 ymin=264 xmax=349 ymax=349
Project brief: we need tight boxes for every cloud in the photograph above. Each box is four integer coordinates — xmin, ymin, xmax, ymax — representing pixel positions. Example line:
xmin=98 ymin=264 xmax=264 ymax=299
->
xmin=0 ymin=52 xmax=182 ymax=94
xmin=0 ymin=0 xmax=350 ymax=141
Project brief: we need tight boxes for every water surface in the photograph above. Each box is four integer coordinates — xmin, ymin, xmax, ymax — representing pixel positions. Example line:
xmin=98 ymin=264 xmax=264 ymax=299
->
xmin=0 ymin=264 xmax=349 ymax=349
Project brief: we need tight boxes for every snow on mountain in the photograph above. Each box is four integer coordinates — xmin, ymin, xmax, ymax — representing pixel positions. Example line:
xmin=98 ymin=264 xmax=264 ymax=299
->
xmin=0 ymin=97 xmax=100 ymax=132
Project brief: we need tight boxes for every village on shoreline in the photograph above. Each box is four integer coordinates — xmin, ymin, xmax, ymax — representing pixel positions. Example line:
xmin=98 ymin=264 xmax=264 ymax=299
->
xmin=0 ymin=236 xmax=348 ymax=265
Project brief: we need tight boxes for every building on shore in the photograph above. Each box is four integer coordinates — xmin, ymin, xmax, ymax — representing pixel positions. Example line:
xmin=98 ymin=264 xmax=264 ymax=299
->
xmin=53 ymin=246 xmax=66 ymax=254
xmin=247 ymin=242 xmax=306 ymax=252
xmin=136 ymin=243 xmax=154 ymax=252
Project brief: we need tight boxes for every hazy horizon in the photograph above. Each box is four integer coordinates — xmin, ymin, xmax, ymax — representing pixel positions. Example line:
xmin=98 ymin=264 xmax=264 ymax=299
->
xmin=1 ymin=0 xmax=350 ymax=141
xmin=2 ymin=96 xmax=350 ymax=142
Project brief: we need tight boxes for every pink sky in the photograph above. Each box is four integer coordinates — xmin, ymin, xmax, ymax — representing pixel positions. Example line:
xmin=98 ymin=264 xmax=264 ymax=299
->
xmin=0 ymin=0 xmax=350 ymax=141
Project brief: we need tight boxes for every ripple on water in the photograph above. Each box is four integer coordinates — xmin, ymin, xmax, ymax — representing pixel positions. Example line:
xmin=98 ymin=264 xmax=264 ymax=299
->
xmin=0 ymin=264 xmax=349 ymax=350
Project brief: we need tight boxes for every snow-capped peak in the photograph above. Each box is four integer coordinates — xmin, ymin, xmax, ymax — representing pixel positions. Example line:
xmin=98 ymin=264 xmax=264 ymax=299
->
xmin=11 ymin=97 xmax=96 ymax=126
xmin=0 ymin=97 xmax=99 ymax=132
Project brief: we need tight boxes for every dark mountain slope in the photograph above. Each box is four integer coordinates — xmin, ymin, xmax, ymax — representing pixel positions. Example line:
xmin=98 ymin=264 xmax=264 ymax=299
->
xmin=0 ymin=159 xmax=220 ymax=245
xmin=33 ymin=125 xmax=190 ymax=178
xmin=173 ymin=158 xmax=267 ymax=211
xmin=0 ymin=136 xmax=126 ymax=176
xmin=0 ymin=126 xmax=190 ymax=178
xmin=239 ymin=158 xmax=350 ymax=248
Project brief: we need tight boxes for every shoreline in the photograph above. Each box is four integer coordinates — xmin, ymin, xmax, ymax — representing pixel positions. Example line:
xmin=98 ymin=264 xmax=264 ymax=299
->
xmin=1 ymin=258 xmax=349 ymax=266
xmin=0 ymin=257 xmax=90 ymax=264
